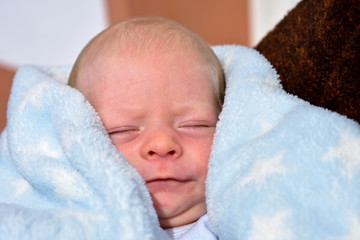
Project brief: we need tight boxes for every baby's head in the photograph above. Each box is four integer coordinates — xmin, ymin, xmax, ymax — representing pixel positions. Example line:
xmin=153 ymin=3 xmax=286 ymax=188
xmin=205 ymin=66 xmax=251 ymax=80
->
xmin=69 ymin=16 xmax=224 ymax=228
xmin=69 ymin=16 xmax=224 ymax=108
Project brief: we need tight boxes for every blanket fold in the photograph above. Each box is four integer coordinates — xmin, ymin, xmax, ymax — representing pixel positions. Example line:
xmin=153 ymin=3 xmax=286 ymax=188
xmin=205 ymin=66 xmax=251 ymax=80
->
xmin=207 ymin=46 xmax=360 ymax=240
xmin=0 ymin=45 xmax=359 ymax=240
xmin=0 ymin=66 xmax=165 ymax=239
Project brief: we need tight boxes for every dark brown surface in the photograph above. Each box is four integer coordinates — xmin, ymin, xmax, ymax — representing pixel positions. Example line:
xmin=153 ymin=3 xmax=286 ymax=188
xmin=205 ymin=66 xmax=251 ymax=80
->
xmin=256 ymin=0 xmax=360 ymax=122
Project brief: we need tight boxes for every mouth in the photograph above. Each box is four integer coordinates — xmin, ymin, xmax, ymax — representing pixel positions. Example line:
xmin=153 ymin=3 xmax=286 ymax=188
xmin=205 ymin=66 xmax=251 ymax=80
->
xmin=146 ymin=178 xmax=191 ymax=193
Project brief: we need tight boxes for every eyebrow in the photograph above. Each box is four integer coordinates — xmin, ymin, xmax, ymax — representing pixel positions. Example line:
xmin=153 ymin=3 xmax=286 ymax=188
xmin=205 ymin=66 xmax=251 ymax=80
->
xmin=176 ymin=103 xmax=219 ymax=112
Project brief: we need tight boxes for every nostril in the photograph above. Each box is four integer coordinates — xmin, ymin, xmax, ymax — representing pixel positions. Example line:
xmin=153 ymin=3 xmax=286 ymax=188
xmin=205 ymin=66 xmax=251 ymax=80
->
xmin=147 ymin=150 xmax=176 ymax=157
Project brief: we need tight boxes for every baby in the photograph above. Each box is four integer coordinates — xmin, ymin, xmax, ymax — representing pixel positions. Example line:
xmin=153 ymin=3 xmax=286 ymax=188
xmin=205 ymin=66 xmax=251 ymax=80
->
xmin=68 ymin=16 xmax=224 ymax=237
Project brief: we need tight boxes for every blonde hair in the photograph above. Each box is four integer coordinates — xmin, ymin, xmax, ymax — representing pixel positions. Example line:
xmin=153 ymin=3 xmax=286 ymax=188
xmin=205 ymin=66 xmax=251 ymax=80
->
xmin=68 ymin=16 xmax=225 ymax=107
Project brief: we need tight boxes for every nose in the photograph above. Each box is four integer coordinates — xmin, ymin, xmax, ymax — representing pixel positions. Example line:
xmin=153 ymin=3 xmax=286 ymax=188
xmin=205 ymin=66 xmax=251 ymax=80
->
xmin=140 ymin=126 xmax=183 ymax=160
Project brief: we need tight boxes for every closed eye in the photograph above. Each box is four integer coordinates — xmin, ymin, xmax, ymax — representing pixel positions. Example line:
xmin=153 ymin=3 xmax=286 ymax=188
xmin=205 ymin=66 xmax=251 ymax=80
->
xmin=181 ymin=124 xmax=210 ymax=129
xmin=178 ymin=121 xmax=216 ymax=138
xmin=108 ymin=127 xmax=140 ymax=145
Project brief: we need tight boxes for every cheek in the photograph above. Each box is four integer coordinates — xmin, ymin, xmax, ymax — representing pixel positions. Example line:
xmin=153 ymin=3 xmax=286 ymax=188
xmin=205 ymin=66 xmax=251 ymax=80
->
xmin=189 ymin=133 xmax=213 ymax=155
xmin=116 ymin=144 xmax=143 ymax=171
xmin=185 ymin=138 xmax=213 ymax=176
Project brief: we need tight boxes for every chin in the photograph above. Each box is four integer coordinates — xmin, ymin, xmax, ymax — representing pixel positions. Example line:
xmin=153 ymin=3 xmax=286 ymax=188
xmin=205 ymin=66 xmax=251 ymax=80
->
xmin=153 ymin=196 xmax=207 ymax=228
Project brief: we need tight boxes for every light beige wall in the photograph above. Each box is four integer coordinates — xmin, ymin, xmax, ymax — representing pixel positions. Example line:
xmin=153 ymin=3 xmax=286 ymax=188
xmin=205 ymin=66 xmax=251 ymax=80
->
xmin=0 ymin=66 xmax=15 ymax=131
xmin=106 ymin=0 xmax=250 ymax=46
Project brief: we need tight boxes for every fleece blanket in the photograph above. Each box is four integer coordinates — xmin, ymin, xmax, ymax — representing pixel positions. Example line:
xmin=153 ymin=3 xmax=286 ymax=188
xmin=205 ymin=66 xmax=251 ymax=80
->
xmin=0 ymin=45 xmax=359 ymax=240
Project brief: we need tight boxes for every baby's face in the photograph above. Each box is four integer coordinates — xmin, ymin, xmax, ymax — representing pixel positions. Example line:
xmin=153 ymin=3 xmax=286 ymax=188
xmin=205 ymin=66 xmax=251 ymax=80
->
xmin=78 ymin=47 xmax=219 ymax=228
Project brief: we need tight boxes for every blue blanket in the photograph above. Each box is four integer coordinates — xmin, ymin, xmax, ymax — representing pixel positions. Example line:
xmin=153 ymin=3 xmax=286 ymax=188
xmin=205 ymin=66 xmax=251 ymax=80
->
xmin=1 ymin=45 xmax=359 ymax=239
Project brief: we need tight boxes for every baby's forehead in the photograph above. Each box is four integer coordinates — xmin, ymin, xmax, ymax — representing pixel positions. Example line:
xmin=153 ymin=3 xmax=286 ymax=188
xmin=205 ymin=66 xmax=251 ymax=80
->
xmin=85 ymin=19 xmax=209 ymax=61
xmin=81 ymin=36 xmax=208 ymax=81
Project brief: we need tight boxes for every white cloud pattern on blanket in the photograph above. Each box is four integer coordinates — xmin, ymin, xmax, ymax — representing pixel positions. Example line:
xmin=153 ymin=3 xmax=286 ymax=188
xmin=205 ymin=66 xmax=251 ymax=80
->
xmin=324 ymin=131 xmax=360 ymax=180
xmin=238 ymin=151 xmax=286 ymax=190
xmin=248 ymin=210 xmax=294 ymax=240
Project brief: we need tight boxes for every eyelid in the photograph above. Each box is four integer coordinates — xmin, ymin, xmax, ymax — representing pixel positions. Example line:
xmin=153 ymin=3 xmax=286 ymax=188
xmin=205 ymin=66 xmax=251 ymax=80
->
xmin=107 ymin=126 xmax=140 ymax=134
xmin=178 ymin=120 xmax=213 ymax=128
xmin=177 ymin=120 xmax=216 ymax=139
xmin=107 ymin=126 xmax=140 ymax=146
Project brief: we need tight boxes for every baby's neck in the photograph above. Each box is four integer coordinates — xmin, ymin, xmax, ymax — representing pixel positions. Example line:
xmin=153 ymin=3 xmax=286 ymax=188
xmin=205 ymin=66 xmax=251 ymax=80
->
xmin=164 ymin=214 xmax=217 ymax=240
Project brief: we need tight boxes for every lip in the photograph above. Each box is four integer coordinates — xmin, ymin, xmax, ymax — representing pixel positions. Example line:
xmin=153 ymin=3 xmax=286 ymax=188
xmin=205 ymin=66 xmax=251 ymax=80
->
xmin=146 ymin=177 xmax=189 ymax=183
xmin=145 ymin=178 xmax=191 ymax=193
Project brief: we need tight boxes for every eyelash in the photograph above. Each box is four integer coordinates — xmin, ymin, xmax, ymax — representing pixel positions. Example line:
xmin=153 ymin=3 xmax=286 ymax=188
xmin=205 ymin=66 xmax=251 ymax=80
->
xmin=179 ymin=123 xmax=210 ymax=129
xmin=109 ymin=127 xmax=139 ymax=135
